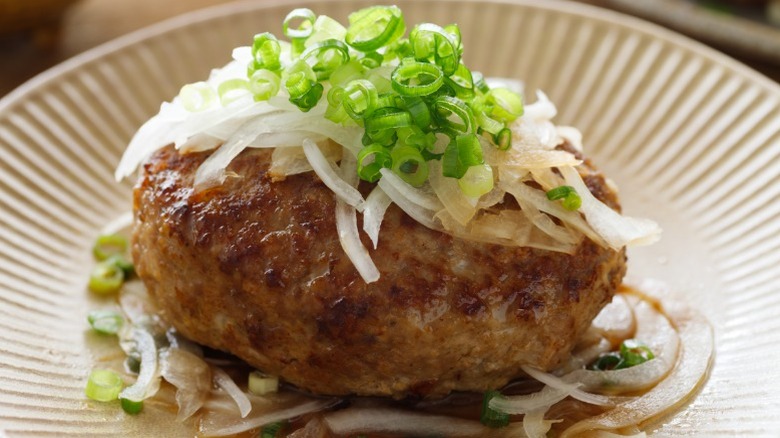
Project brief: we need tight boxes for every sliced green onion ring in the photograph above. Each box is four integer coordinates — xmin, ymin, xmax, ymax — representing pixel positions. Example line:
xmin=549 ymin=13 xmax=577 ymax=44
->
xmin=178 ymin=82 xmax=216 ymax=113
xmin=433 ymin=95 xmax=476 ymax=135
xmin=121 ymin=397 xmax=143 ymax=415
xmin=217 ymin=79 xmax=250 ymax=106
xmin=410 ymin=23 xmax=461 ymax=75
xmin=251 ymin=32 xmax=282 ymax=72
xmin=391 ymin=60 xmax=444 ymax=97
xmin=357 ymin=144 xmax=392 ymax=183
xmin=486 ymin=87 xmax=524 ymax=123
xmin=249 ymin=69 xmax=281 ymax=101
xmin=458 ymin=163 xmax=494 ymax=197
xmin=364 ymin=110 xmax=413 ymax=134
xmin=343 ymin=79 xmax=379 ymax=119
xmin=345 ymin=5 xmax=405 ymax=52
xmin=494 ymin=127 xmax=512 ymax=151
xmin=89 ymin=261 xmax=125 ymax=295
xmin=546 ymin=185 xmax=582 ymax=211
xmin=283 ymin=8 xmax=316 ymax=39
xmin=85 ymin=369 xmax=123 ymax=402
xmin=87 ymin=309 xmax=124 ymax=336
xmin=301 ymin=39 xmax=351 ymax=80
xmin=92 ymin=234 xmax=128 ymax=261
xmin=442 ymin=133 xmax=484 ymax=179
xmin=391 ymin=145 xmax=428 ymax=187
xmin=481 ymin=390 xmax=510 ymax=428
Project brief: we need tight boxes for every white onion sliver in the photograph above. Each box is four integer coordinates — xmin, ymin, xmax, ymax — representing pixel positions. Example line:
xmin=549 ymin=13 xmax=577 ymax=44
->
xmin=362 ymin=186 xmax=392 ymax=249
xmin=323 ymin=407 xmax=489 ymax=436
xmin=523 ymin=409 xmax=552 ymax=438
xmin=428 ymin=160 xmax=476 ymax=226
xmin=559 ymin=166 xmax=661 ymax=249
xmin=159 ymin=347 xmax=211 ymax=421
xmin=199 ymin=399 xmax=337 ymax=437
xmin=119 ymin=327 xmax=160 ymax=402
xmin=377 ymin=176 xmax=439 ymax=230
xmin=489 ymin=384 xmax=577 ymax=415
xmin=521 ymin=365 xmax=612 ymax=406
xmin=302 ymin=138 xmax=365 ymax=211
xmin=334 ymin=154 xmax=380 ymax=283
xmin=212 ymin=367 xmax=252 ymax=418
xmin=378 ymin=168 xmax=442 ymax=210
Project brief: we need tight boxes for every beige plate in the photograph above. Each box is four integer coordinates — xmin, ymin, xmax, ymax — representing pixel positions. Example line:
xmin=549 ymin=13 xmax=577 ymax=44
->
xmin=1 ymin=0 xmax=779 ymax=436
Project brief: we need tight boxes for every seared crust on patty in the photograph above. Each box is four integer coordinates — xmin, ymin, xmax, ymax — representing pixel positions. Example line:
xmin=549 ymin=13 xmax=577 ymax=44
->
xmin=132 ymin=144 xmax=626 ymax=398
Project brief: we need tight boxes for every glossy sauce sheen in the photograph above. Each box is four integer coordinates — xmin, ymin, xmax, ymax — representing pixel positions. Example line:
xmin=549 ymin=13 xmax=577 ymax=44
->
xmin=132 ymin=144 xmax=626 ymax=399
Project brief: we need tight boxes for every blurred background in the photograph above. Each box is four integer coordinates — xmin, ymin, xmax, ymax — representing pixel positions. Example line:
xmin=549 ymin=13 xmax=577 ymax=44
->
xmin=1 ymin=0 xmax=779 ymax=97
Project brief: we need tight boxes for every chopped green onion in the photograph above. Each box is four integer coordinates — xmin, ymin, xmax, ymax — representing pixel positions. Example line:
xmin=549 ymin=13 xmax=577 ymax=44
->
xmin=443 ymin=63 xmax=475 ymax=100
xmin=589 ymin=339 xmax=655 ymax=370
xmin=249 ymin=69 xmax=281 ymax=101
xmin=289 ymin=83 xmax=323 ymax=112
xmin=120 ymin=397 xmax=143 ymax=415
xmin=359 ymin=51 xmax=384 ymax=69
xmin=345 ymin=5 xmax=405 ymax=52
xmin=473 ymin=71 xmax=490 ymax=94
xmin=546 ymin=185 xmax=582 ymax=211
xmin=178 ymin=82 xmax=216 ymax=112
xmin=260 ymin=421 xmax=285 ymax=438
xmin=305 ymin=15 xmax=347 ymax=48
xmin=329 ymin=60 xmax=366 ymax=86
xmin=342 ymin=79 xmax=378 ymax=120
xmin=251 ymin=33 xmax=282 ymax=72
xmin=619 ymin=339 xmax=655 ymax=368
xmin=300 ymin=39 xmax=351 ymax=80
xmin=248 ymin=371 xmax=280 ymax=395
xmin=480 ymin=390 xmax=510 ymax=428
xmin=442 ymin=133 xmax=484 ymax=179
xmin=364 ymin=110 xmax=413 ymax=134
xmin=391 ymin=60 xmax=444 ymax=97
xmin=85 ymin=369 xmax=123 ymax=402
xmin=105 ymin=254 xmax=134 ymax=278
xmin=458 ymin=163 xmax=494 ymax=197
xmin=433 ymin=95 xmax=476 ymax=134
xmin=494 ymin=127 xmax=512 ymax=151
xmin=410 ymin=23 xmax=461 ymax=75
xmin=357 ymin=144 xmax=392 ymax=183
xmin=401 ymin=96 xmax=431 ymax=129
xmin=87 ymin=309 xmax=124 ymax=336
xmin=391 ymin=145 xmax=428 ymax=187
xmin=88 ymin=261 xmax=125 ymax=295
xmin=217 ymin=78 xmax=250 ymax=106
xmin=282 ymin=8 xmax=316 ymax=39
xmin=92 ymin=234 xmax=128 ymax=261
xmin=486 ymin=88 xmax=524 ymax=123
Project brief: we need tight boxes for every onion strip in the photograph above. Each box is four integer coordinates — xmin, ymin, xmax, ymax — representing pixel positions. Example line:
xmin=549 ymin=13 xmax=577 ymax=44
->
xmin=212 ymin=367 xmax=252 ymax=418
xmin=118 ymin=327 xmax=160 ymax=402
xmin=334 ymin=153 xmax=380 ymax=283
xmin=362 ymin=186 xmax=393 ymax=249
xmin=302 ymin=138 xmax=365 ymax=211
xmin=521 ymin=365 xmax=612 ymax=407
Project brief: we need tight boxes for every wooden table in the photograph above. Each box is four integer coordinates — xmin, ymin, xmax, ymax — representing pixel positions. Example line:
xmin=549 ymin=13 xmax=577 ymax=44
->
xmin=1 ymin=0 xmax=778 ymax=98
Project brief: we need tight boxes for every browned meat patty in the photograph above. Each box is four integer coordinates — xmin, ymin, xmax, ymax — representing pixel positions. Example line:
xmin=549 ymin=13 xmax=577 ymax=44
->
xmin=132 ymin=144 xmax=626 ymax=399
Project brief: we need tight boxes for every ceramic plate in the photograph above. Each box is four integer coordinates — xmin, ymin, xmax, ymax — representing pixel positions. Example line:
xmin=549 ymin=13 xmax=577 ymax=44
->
xmin=1 ymin=0 xmax=779 ymax=436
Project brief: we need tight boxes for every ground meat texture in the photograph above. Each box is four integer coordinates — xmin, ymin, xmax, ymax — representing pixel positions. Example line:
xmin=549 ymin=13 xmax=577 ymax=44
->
xmin=132 ymin=144 xmax=627 ymax=399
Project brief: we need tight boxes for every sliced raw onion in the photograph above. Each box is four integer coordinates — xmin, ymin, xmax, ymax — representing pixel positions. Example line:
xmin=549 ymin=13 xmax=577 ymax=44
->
xmin=159 ymin=347 xmax=211 ymax=420
xmin=523 ymin=409 xmax=553 ymax=438
xmin=199 ymin=397 xmax=337 ymax=437
xmin=378 ymin=168 xmax=442 ymax=211
xmin=521 ymin=365 xmax=612 ymax=407
xmin=362 ymin=186 xmax=392 ymax=249
xmin=377 ymin=172 xmax=440 ymax=231
xmin=556 ymin=126 xmax=584 ymax=152
xmin=590 ymin=294 xmax=636 ymax=345
xmin=560 ymin=282 xmax=714 ymax=437
xmin=428 ymin=160 xmax=477 ymax=225
xmin=559 ymin=166 xmax=661 ymax=249
xmin=334 ymin=153 xmax=380 ymax=283
xmin=302 ymin=138 xmax=365 ymax=211
xmin=119 ymin=327 xmax=161 ymax=402
xmin=212 ymin=367 xmax=252 ymax=418
xmin=489 ymin=383 xmax=578 ymax=415
xmin=269 ymin=141 xmax=341 ymax=180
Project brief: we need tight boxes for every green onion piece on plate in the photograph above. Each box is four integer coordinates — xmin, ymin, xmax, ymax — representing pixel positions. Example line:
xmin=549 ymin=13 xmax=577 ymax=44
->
xmin=120 ymin=397 xmax=143 ymax=415
xmin=92 ymin=234 xmax=128 ymax=261
xmin=88 ymin=261 xmax=125 ymax=295
xmin=480 ymin=390 xmax=510 ymax=428
xmin=85 ymin=369 xmax=123 ymax=402
xmin=87 ymin=309 xmax=124 ymax=336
